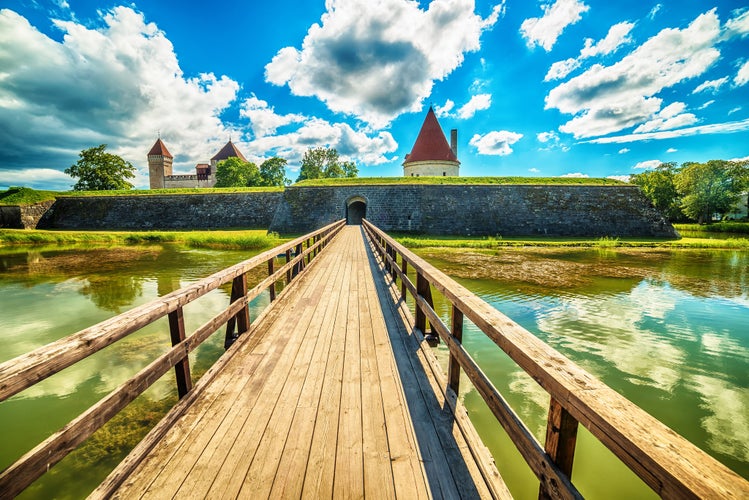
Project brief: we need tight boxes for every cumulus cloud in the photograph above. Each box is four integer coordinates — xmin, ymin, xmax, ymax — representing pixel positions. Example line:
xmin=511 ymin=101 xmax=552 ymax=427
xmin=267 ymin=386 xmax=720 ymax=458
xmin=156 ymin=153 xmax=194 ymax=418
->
xmin=560 ymin=172 xmax=588 ymax=178
xmin=529 ymin=167 xmax=540 ymax=173
xmin=0 ymin=7 xmax=239 ymax=182
xmin=634 ymin=159 xmax=662 ymax=169
xmin=0 ymin=168 xmax=73 ymax=191
xmin=545 ymin=21 xmax=634 ymax=81
xmin=633 ymin=102 xmax=698 ymax=134
xmin=619 ymin=148 xmax=630 ymax=154
xmin=434 ymin=99 xmax=455 ymax=117
xmin=537 ymin=131 xmax=559 ymax=143
xmin=736 ymin=60 xmax=749 ymax=86
xmin=520 ymin=0 xmax=589 ymax=52
xmin=265 ymin=0 xmax=504 ymax=127
xmin=585 ymin=118 xmax=749 ymax=144
xmin=607 ymin=175 xmax=631 ymax=182
xmin=546 ymin=9 xmax=724 ymax=139
xmin=457 ymin=93 xmax=492 ymax=119
xmin=667 ymin=148 xmax=678 ymax=153
xmin=240 ymin=95 xmax=305 ymax=138
xmin=469 ymin=130 xmax=523 ymax=155
xmin=693 ymin=76 xmax=729 ymax=93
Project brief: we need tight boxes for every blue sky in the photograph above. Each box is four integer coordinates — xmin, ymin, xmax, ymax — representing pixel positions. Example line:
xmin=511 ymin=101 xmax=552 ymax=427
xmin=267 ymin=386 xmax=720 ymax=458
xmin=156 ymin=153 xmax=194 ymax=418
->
xmin=1 ymin=0 xmax=748 ymax=190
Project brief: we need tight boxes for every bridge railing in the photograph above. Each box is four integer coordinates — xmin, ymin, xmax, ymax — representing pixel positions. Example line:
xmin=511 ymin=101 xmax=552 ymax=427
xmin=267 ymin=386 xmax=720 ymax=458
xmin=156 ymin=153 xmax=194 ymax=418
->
xmin=0 ymin=219 xmax=346 ymax=498
xmin=362 ymin=219 xmax=748 ymax=499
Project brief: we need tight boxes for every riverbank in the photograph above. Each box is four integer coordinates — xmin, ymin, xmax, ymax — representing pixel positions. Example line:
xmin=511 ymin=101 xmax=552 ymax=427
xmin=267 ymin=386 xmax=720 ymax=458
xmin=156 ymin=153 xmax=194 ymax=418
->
xmin=0 ymin=228 xmax=285 ymax=250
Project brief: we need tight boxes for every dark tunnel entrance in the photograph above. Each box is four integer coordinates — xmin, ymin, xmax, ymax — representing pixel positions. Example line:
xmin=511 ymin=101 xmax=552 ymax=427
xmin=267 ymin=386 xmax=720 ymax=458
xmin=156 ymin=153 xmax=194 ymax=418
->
xmin=346 ymin=199 xmax=367 ymax=225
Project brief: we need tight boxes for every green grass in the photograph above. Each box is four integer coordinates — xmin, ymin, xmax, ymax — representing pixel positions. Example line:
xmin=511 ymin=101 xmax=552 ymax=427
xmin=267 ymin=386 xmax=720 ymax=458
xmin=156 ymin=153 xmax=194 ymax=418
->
xmin=393 ymin=232 xmax=749 ymax=249
xmin=0 ymin=186 xmax=284 ymax=206
xmin=0 ymin=187 xmax=59 ymax=205
xmin=674 ymin=222 xmax=749 ymax=234
xmin=293 ymin=176 xmax=628 ymax=187
xmin=0 ymin=229 xmax=286 ymax=250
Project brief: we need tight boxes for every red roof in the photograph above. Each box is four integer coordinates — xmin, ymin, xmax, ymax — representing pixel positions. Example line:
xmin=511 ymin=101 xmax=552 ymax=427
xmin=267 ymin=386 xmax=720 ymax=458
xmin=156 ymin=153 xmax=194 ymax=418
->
xmin=404 ymin=107 xmax=458 ymax=164
xmin=147 ymin=138 xmax=172 ymax=158
xmin=211 ymin=140 xmax=247 ymax=162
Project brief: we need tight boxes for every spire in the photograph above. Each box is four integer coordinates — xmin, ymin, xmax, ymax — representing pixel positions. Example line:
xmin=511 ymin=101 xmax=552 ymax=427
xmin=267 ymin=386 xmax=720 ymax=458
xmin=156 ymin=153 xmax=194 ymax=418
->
xmin=148 ymin=138 xmax=173 ymax=158
xmin=404 ymin=107 xmax=459 ymax=164
xmin=210 ymin=140 xmax=247 ymax=162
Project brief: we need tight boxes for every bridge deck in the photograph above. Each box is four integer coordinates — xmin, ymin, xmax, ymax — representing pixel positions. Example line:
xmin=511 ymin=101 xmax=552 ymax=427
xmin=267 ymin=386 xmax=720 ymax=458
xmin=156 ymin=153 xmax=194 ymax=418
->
xmin=109 ymin=226 xmax=502 ymax=499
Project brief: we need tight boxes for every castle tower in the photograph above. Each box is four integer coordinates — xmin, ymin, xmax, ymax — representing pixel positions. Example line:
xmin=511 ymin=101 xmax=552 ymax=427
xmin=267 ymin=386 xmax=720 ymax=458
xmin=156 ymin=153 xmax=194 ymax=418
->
xmin=147 ymin=138 xmax=173 ymax=189
xmin=210 ymin=140 xmax=247 ymax=169
xmin=403 ymin=106 xmax=460 ymax=177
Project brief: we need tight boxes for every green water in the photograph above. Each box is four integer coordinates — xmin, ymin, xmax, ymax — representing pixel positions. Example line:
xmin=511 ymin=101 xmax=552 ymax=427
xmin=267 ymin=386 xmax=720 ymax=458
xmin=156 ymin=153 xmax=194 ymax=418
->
xmin=1 ymin=245 xmax=747 ymax=498
xmin=415 ymin=246 xmax=748 ymax=498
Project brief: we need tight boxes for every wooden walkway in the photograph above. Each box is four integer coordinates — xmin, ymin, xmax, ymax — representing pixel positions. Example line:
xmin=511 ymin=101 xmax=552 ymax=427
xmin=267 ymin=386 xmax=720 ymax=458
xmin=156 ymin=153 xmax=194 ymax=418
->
xmin=105 ymin=226 xmax=503 ymax=499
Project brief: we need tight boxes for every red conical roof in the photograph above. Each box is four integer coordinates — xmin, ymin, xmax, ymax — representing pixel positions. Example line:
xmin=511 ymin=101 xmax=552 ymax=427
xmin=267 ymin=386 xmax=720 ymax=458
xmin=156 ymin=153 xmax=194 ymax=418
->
xmin=147 ymin=138 xmax=172 ymax=158
xmin=211 ymin=140 xmax=247 ymax=162
xmin=404 ymin=107 xmax=458 ymax=164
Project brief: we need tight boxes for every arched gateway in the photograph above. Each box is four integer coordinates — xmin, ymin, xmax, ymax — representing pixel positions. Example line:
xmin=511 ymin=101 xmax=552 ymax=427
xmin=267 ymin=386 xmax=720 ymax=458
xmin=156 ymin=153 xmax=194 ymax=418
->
xmin=346 ymin=196 xmax=367 ymax=225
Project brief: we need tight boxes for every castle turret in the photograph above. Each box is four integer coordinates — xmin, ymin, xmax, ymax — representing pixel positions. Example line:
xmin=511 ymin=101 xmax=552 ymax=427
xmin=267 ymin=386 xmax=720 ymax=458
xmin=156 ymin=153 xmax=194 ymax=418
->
xmin=147 ymin=138 xmax=173 ymax=189
xmin=403 ymin=107 xmax=460 ymax=177
xmin=210 ymin=140 xmax=247 ymax=169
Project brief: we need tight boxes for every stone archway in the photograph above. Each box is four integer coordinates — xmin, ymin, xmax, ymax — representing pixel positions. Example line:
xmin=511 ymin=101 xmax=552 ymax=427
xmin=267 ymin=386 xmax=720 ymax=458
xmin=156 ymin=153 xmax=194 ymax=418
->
xmin=346 ymin=196 xmax=367 ymax=225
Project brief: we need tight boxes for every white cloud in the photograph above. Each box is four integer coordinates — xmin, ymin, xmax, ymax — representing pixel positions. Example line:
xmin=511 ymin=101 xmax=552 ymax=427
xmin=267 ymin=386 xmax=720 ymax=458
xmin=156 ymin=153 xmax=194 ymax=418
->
xmin=545 ymin=58 xmax=581 ymax=81
xmin=469 ymin=130 xmax=523 ymax=155
xmin=457 ymin=93 xmax=492 ymax=119
xmin=265 ymin=0 xmax=503 ymax=127
xmin=698 ymin=100 xmax=715 ymax=110
xmin=537 ymin=131 xmax=559 ymax=143
xmin=619 ymin=148 xmax=630 ymax=154
xmin=633 ymin=101 xmax=698 ymax=133
xmin=728 ymin=106 xmax=742 ymax=115
xmin=634 ymin=159 xmax=662 ymax=169
xmin=434 ymin=99 xmax=455 ymax=117
xmin=724 ymin=9 xmax=749 ymax=38
xmin=648 ymin=4 xmax=662 ymax=20
xmin=736 ymin=60 xmax=749 ymax=86
xmin=0 ymin=168 xmax=73 ymax=190
xmin=520 ymin=0 xmax=589 ymax=52
xmin=239 ymin=95 xmax=305 ymax=138
xmin=529 ymin=167 xmax=540 ymax=173
xmin=586 ymin=118 xmax=749 ymax=143
xmin=0 ymin=7 xmax=240 ymax=184
xmin=546 ymin=9 xmax=723 ymax=139
xmin=693 ymin=77 xmax=729 ymax=93
xmin=667 ymin=148 xmax=678 ymax=153
xmin=560 ymin=172 xmax=588 ymax=178
xmin=607 ymin=175 xmax=631 ymax=182
xmin=729 ymin=155 xmax=749 ymax=162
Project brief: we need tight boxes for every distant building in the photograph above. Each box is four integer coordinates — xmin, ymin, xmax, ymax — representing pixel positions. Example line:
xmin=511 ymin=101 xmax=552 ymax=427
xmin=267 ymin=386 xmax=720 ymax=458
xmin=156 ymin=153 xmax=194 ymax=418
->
xmin=403 ymin=106 xmax=460 ymax=177
xmin=147 ymin=138 xmax=248 ymax=189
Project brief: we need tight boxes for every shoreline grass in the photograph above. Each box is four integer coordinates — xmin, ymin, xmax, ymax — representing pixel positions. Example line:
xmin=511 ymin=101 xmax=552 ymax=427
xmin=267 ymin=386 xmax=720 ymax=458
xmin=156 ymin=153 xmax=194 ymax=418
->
xmin=0 ymin=229 xmax=286 ymax=250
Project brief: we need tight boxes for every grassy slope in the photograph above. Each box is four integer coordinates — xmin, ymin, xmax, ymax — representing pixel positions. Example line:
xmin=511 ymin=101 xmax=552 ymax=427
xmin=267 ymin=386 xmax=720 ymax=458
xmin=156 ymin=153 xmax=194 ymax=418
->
xmin=293 ymin=176 xmax=627 ymax=187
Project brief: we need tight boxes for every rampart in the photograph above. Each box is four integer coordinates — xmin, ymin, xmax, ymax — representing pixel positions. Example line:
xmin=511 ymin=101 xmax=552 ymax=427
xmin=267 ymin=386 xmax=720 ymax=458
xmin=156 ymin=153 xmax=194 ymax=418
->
xmin=3 ymin=185 xmax=677 ymax=237
xmin=36 ymin=192 xmax=283 ymax=230
xmin=270 ymin=184 xmax=677 ymax=237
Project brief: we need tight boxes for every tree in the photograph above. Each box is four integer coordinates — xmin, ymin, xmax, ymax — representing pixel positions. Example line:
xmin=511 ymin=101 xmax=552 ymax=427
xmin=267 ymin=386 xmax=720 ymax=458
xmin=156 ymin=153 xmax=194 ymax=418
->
xmin=65 ymin=144 xmax=136 ymax=191
xmin=214 ymin=157 xmax=260 ymax=187
xmin=296 ymin=147 xmax=358 ymax=182
xmin=630 ymin=162 xmax=683 ymax=221
xmin=674 ymin=160 xmax=746 ymax=223
xmin=259 ymin=157 xmax=289 ymax=186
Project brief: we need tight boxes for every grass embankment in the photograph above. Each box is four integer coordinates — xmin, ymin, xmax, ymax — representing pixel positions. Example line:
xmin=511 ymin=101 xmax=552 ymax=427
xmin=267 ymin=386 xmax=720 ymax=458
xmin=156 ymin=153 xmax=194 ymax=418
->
xmin=0 ymin=186 xmax=283 ymax=206
xmin=0 ymin=229 xmax=285 ymax=250
xmin=294 ymin=176 xmax=627 ymax=187
xmin=393 ymin=226 xmax=749 ymax=250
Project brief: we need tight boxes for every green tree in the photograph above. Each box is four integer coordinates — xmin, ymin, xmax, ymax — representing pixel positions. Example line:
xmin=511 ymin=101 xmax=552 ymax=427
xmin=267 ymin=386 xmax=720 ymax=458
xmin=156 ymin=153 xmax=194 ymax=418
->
xmin=65 ymin=144 xmax=136 ymax=191
xmin=630 ymin=162 xmax=682 ymax=220
xmin=296 ymin=147 xmax=358 ymax=181
xmin=259 ymin=157 xmax=289 ymax=186
xmin=674 ymin=160 xmax=746 ymax=223
xmin=215 ymin=157 xmax=261 ymax=187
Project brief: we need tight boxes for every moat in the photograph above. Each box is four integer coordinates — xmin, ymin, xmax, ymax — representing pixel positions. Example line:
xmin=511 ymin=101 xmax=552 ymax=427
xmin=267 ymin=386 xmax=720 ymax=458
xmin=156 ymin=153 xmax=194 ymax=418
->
xmin=0 ymin=243 xmax=746 ymax=499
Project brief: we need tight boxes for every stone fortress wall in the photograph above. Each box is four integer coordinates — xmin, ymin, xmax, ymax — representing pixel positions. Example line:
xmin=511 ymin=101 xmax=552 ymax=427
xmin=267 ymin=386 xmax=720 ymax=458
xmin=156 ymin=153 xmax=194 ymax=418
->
xmin=3 ymin=184 xmax=677 ymax=238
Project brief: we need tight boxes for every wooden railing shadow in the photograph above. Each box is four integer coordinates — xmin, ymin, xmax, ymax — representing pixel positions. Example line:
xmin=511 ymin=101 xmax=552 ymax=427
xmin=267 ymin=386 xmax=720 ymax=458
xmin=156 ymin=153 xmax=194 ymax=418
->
xmin=0 ymin=220 xmax=346 ymax=499
xmin=362 ymin=218 xmax=749 ymax=499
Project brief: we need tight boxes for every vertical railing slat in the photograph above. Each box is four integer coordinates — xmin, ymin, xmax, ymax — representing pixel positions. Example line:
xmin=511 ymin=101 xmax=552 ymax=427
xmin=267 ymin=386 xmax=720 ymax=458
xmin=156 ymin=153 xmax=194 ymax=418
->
xmin=447 ymin=305 xmax=463 ymax=395
xmin=168 ymin=307 xmax=192 ymax=398
xmin=539 ymin=397 xmax=579 ymax=499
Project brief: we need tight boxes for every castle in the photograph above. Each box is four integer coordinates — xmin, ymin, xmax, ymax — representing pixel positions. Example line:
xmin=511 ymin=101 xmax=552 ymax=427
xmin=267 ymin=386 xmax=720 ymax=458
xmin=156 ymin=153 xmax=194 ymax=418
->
xmin=147 ymin=139 xmax=248 ymax=189
xmin=403 ymin=106 xmax=459 ymax=177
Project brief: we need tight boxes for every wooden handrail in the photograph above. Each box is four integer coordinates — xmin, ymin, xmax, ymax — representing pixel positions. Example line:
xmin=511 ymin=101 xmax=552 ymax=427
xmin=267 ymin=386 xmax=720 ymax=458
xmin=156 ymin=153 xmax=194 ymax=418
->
xmin=362 ymin=219 xmax=749 ymax=499
xmin=0 ymin=219 xmax=345 ymax=498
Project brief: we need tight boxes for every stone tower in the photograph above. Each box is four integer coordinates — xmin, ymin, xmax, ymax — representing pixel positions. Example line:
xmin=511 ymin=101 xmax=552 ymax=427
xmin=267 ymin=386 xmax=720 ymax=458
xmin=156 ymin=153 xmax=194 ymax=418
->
xmin=147 ymin=138 xmax=173 ymax=189
xmin=403 ymin=106 xmax=460 ymax=177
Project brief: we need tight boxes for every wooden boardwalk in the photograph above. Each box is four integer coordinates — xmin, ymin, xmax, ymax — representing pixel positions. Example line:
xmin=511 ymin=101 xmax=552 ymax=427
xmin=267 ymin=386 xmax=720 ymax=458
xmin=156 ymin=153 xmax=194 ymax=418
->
xmin=104 ymin=226 xmax=503 ymax=499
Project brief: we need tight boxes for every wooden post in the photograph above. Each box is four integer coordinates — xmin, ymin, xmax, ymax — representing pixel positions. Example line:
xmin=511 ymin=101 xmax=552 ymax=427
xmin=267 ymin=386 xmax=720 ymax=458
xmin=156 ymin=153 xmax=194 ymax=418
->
xmin=384 ymin=242 xmax=391 ymax=272
xmin=268 ymin=258 xmax=276 ymax=301
xmin=292 ymin=243 xmax=303 ymax=278
xmin=307 ymin=238 xmax=312 ymax=264
xmin=401 ymin=258 xmax=408 ymax=300
xmin=447 ymin=305 xmax=463 ymax=395
xmin=415 ymin=272 xmax=434 ymax=337
xmin=285 ymin=249 xmax=292 ymax=283
xmin=225 ymin=273 xmax=250 ymax=349
xmin=539 ymin=397 xmax=579 ymax=499
xmin=390 ymin=247 xmax=397 ymax=281
xmin=168 ymin=307 xmax=192 ymax=398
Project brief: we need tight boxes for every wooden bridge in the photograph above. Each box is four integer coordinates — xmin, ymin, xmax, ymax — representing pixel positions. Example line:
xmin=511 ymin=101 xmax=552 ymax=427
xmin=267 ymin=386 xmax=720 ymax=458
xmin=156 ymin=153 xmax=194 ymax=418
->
xmin=1 ymin=221 xmax=747 ymax=499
